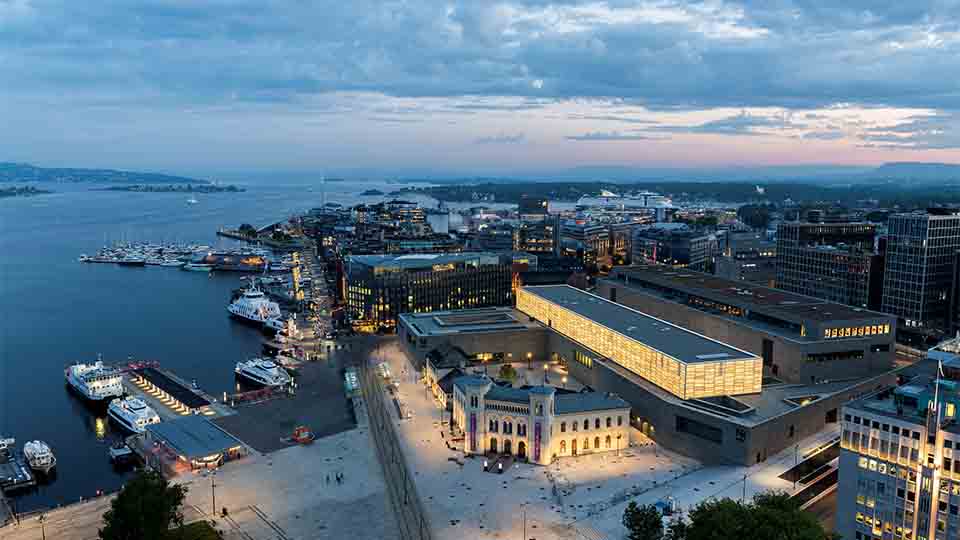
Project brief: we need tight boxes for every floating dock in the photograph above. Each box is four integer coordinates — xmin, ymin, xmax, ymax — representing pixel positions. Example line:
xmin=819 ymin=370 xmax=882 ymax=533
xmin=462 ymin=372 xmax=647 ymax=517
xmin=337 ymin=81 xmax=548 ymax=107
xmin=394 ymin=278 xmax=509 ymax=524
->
xmin=0 ymin=450 xmax=35 ymax=494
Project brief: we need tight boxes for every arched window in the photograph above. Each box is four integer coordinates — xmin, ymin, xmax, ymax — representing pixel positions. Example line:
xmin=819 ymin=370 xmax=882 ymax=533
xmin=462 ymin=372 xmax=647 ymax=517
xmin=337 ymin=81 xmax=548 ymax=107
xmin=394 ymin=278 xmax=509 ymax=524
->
xmin=583 ymin=419 xmax=589 ymax=430
xmin=560 ymin=440 xmax=566 ymax=453
xmin=594 ymin=437 xmax=600 ymax=449
xmin=605 ymin=435 xmax=611 ymax=448
xmin=606 ymin=417 xmax=612 ymax=428
xmin=583 ymin=438 xmax=589 ymax=450
xmin=617 ymin=415 xmax=623 ymax=426
xmin=560 ymin=422 xmax=566 ymax=433
xmin=595 ymin=418 xmax=600 ymax=429
xmin=573 ymin=421 xmax=578 ymax=432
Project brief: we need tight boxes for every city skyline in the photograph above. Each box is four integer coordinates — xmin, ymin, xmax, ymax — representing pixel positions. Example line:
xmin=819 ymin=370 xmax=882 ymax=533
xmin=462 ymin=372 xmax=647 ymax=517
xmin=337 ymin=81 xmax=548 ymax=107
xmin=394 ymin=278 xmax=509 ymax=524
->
xmin=2 ymin=1 xmax=960 ymax=175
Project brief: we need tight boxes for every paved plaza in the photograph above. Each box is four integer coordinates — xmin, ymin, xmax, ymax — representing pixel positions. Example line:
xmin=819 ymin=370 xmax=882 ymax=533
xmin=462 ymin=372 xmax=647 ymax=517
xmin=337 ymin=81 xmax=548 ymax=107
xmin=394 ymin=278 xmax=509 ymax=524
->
xmin=376 ymin=336 xmax=838 ymax=540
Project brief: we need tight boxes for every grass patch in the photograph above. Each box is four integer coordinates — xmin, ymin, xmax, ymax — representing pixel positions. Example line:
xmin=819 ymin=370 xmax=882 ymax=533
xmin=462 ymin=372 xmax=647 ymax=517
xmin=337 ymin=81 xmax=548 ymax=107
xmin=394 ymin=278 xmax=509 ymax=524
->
xmin=166 ymin=520 xmax=222 ymax=540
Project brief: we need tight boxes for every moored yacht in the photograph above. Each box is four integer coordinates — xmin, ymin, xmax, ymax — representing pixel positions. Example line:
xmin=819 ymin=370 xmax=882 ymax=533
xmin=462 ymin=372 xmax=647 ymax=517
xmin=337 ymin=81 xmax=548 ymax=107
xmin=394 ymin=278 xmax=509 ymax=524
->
xmin=235 ymin=358 xmax=292 ymax=388
xmin=65 ymin=360 xmax=124 ymax=402
xmin=23 ymin=441 xmax=56 ymax=474
xmin=227 ymin=281 xmax=282 ymax=325
xmin=107 ymin=397 xmax=161 ymax=434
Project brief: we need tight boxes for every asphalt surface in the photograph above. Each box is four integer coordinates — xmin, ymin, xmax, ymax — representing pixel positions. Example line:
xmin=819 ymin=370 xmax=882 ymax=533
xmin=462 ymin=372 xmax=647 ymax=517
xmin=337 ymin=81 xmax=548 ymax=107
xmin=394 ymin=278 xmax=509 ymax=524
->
xmin=214 ymin=347 xmax=356 ymax=453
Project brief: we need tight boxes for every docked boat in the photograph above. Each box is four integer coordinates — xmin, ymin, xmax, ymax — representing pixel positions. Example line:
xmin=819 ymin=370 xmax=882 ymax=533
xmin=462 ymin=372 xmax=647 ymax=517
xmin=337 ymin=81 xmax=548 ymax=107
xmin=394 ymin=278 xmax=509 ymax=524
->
xmin=159 ymin=259 xmax=185 ymax=267
xmin=145 ymin=257 xmax=164 ymax=265
xmin=117 ymin=255 xmax=146 ymax=267
xmin=108 ymin=442 xmax=135 ymax=464
xmin=65 ymin=360 xmax=124 ymax=402
xmin=107 ymin=397 xmax=161 ymax=434
xmin=22 ymin=441 xmax=56 ymax=474
xmin=235 ymin=358 xmax=292 ymax=388
xmin=186 ymin=196 xmax=199 ymax=205
xmin=182 ymin=262 xmax=214 ymax=272
xmin=227 ymin=282 xmax=282 ymax=325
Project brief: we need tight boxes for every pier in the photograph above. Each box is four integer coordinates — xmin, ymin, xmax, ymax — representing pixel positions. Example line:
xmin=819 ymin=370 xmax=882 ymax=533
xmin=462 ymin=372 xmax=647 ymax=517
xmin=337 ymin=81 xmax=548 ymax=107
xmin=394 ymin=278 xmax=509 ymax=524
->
xmin=0 ymin=450 xmax=35 ymax=495
xmin=124 ymin=367 xmax=234 ymax=422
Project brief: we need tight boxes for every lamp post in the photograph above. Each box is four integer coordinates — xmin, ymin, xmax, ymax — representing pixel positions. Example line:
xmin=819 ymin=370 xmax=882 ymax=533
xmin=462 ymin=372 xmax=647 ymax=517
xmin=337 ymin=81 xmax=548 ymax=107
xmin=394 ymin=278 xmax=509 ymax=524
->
xmin=38 ymin=514 xmax=46 ymax=540
xmin=521 ymin=502 xmax=527 ymax=540
xmin=211 ymin=469 xmax=218 ymax=518
xmin=561 ymin=376 xmax=567 ymax=389
xmin=617 ymin=434 xmax=622 ymax=457
xmin=543 ymin=363 xmax=548 ymax=385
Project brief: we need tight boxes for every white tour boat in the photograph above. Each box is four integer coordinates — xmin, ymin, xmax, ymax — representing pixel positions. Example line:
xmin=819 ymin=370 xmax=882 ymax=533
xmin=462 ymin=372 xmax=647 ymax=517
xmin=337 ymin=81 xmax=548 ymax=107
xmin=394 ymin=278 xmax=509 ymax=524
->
xmin=65 ymin=360 xmax=125 ymax=402
xmin=227 ymin=282 xmax=282 ymax=325
xmin=107 ymin=397 xmax=161 ymax=434
xmin=235 ymin=358 xmax=292 ymax=388
xmin=23 ymin=441 xmax=56 ymax=474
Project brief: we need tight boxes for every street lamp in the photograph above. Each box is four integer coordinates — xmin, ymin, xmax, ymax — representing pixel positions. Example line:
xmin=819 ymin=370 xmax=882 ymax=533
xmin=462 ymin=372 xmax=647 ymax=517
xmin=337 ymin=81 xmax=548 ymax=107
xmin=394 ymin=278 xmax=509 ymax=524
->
xmin=210 ymin=469 xmax=218 ymax=518
xmin=543 ymin=363 xmax=548 ymax=385
xmin=617 ymin=434 xmax=622 ymax=457
xmin=38 ymin=514 xmax=46 ymax=540
xmin=521 ymin=502 xmax=528 ymax=540
xmin=561 ymin=376 xmax=567 ymax=389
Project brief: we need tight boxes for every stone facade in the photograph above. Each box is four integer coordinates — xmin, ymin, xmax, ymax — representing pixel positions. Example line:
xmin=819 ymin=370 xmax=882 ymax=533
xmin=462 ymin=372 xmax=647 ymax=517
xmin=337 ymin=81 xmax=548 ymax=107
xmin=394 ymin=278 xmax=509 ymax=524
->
xmin=451 ymin=377 xmax=630 ymax=466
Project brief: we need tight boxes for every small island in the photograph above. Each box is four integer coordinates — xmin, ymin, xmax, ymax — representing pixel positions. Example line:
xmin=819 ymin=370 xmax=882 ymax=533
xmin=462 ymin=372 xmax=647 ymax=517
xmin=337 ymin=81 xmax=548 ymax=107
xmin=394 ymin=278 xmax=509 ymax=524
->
xmin=101 ymin=183 xmax=245 ymax=193
xmin=361 ymin=189 xmax=384 ymax=196
xmin=0 ymin=185 xmax=52 ymax=198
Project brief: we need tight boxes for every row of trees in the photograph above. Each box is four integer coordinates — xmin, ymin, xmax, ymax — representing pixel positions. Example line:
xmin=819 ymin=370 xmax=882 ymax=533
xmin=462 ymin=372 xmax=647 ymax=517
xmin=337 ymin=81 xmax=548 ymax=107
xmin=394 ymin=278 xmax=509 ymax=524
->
xmin=623 ymin=492 xmax=835 ymax=540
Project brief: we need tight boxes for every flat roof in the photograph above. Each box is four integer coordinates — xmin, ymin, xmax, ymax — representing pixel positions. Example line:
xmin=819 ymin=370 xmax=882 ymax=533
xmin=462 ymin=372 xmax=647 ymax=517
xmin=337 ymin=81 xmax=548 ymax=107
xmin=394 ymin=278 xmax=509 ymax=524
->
xmin=399 ymin=307 xmax=542 ymax=337
xmin=613 ymin=265 xmax=892 ymax=323
xmin=146 ymin=416 xmax=244 ymax=459
xmin=348 ymin=252 xmax=502 ymax=270
xmin=135 ymin=367 xmax=210 ymax=409
xmin=521 ymin=285 xmax=756 ymax=364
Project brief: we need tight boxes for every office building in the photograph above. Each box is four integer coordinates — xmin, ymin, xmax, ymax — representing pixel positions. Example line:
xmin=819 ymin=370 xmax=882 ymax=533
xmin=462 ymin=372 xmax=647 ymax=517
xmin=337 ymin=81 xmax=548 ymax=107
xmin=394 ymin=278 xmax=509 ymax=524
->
xmin=598 ymin=266 xmax=897 ymax=384
xmin=633 ymin=225 xmax=717 ymax=271
xmin=400 ymin=287 xmax=896 ymax=465
xmin=344 ymin=252 xmax=513 ymax=331
xmin=518 ymin=196 xmax=549 ymax=221
xmin=882 ymin=210 xmax=960 ymax=339
xmin=514 ymin=214 xmax=561 ymax=256
xmin=474 ymin=223 xmax=515 ymax=252
xmin=776 ymin=222 xmax=882 ymax=309
xmin=837 ymin=351 xmax=960 ymax=540
xmin=716 ymin=231 xmax=777 ymax=285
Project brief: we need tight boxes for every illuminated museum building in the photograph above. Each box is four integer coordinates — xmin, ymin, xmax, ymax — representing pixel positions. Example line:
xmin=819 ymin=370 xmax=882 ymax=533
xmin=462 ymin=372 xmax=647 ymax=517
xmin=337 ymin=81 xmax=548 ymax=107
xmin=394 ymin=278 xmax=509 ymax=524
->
xmin=401 ymin=285 xmax=898 ymax=465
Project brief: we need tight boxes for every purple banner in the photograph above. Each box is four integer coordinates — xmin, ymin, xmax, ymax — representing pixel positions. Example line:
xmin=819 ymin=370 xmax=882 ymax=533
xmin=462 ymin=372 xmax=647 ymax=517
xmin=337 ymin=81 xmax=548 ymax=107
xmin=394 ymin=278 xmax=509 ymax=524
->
xmin=534 ymin=421 xmax=541 ymax=461
xmin=469 ymin=413 xmax=477 ymax=452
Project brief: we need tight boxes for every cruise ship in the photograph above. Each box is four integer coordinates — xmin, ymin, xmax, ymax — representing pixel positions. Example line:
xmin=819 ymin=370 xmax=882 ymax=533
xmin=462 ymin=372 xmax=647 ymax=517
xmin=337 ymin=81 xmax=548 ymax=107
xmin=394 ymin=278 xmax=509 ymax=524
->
xmin=227 ymin=282 xmax=282 ymax=326
xmin=65 ymin=360 xmax=125 ymax=402
xmin=107 ymin=397 xmax=161 ymax=434
xmin=235 ymin=358 xmax=292 ymax=388
xmin=23 ymin=441 xmax=56 ymax=474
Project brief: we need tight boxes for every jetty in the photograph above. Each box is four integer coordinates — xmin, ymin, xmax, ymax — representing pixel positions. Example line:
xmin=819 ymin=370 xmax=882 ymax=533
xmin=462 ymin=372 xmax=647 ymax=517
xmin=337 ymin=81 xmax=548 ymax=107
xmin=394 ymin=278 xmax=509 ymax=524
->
xmin=0 ymin=441 xmax=35 ymax=495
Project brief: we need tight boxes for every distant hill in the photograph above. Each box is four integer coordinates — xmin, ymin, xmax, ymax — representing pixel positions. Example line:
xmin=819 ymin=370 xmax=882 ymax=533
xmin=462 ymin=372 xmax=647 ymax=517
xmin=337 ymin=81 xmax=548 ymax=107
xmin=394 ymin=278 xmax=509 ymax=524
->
xmin=863 ymin=162 xmax=960 ymax=183
xmin=0 ymin=162 xmax=208 ymax=184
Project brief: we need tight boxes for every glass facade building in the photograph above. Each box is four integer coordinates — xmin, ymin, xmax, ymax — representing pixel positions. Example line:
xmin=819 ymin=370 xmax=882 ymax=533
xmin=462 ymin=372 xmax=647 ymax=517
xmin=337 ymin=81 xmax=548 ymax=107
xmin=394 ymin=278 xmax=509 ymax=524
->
xmin=882 ymin=211 xmax=960 ymax=332
xmin=776 ymin=222 xmax=880 ymax=309
xmin=516 ymin=286 xmax=761 ymax=399
xmin=345 ymin=253 xmax=514 ymax=331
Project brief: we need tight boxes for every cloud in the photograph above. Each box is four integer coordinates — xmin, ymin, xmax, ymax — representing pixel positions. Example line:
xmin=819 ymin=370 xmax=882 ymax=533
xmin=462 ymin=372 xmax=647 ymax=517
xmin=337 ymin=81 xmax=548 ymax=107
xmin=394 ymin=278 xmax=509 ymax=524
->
xmin=650 ymin=111 xmax=794 ymax=136
xmin=565 ymin=131 xmax=668 ymax=141
xmin=475 ymin=133 xmax=526 ymax=144
xmin=3 ymin=0 xmax=960 ymax=112
xmin=802 ymin=130 xmax=846 ymax=140
xmin=860 ymin=113 xmax=960 ymax=149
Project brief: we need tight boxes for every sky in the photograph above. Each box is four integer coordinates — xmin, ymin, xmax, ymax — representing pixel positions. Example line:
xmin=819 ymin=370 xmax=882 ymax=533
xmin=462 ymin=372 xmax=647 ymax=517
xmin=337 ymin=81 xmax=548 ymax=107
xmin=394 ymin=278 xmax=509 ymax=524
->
xmin=2 ymin=0 xmax=960 ymax=176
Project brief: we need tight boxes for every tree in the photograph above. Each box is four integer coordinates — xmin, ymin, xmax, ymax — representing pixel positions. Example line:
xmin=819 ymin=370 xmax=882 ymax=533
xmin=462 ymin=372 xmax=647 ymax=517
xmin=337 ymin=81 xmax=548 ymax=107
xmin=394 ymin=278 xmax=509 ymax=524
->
xmin=664 ymin=515 xmax=688 ymax=540
xmin=623 ymin=501 xmax=663 ymax=540
xmin=685 ymin=492 xmax=831 ymax=540
xmin=497 ymin=364 xmax=517 ymax=384
xmin=99 ymin=469 xmax=188 ymax=540
xmin=237 ymin=223 xmax=257 ymax=237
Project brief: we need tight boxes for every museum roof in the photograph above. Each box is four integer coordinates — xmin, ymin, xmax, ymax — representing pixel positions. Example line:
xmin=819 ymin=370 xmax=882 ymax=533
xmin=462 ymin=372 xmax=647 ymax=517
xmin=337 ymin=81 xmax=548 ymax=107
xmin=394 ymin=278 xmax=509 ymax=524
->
xmin=520 ymin=285 xmax=756 ymax=365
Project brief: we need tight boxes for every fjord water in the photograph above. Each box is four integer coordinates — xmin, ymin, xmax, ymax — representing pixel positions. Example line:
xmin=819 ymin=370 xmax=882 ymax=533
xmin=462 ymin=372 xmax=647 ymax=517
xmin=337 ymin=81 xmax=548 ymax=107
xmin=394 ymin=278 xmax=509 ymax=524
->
xmin=0 ymin=180 xmax=399 ymax=512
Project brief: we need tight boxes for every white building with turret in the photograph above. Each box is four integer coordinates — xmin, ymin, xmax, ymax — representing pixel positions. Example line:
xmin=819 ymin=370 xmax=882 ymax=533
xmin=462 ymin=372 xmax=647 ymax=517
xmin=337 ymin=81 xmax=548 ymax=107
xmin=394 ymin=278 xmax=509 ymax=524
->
xmin=451 ymin=376 xmax=631 ymax=465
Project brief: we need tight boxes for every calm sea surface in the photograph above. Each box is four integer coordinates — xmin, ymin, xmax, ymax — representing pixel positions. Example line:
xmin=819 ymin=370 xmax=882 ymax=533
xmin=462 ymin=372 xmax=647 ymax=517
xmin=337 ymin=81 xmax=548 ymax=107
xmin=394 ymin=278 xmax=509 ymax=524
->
xmin=0 ymin=179 xmax=430 ymax=512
